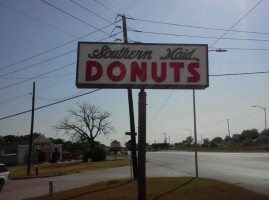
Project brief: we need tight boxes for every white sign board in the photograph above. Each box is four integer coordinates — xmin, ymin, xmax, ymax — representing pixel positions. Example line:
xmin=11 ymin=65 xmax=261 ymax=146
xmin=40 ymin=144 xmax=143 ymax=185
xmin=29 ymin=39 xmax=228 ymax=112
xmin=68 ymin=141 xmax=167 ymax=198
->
xmin=76 ymin=42 xmax=208 ymax=89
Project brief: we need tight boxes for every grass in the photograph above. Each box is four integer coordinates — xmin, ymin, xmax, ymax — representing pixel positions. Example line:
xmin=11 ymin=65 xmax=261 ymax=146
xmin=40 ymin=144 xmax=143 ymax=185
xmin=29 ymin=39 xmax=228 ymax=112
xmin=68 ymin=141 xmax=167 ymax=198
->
xmin=9 ymin=160 xmax=130 ymax=179
xmin=26 ymin=177 xmax=268 ymax=200
xmin=106 ymin=153 xmax=130 ymax=159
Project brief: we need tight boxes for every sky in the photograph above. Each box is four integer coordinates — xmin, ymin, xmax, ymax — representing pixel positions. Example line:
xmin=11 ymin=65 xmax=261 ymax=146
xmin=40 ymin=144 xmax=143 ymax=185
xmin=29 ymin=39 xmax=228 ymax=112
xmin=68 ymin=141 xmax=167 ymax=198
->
xmin=0 ymin=0 xmax=268 ymax=146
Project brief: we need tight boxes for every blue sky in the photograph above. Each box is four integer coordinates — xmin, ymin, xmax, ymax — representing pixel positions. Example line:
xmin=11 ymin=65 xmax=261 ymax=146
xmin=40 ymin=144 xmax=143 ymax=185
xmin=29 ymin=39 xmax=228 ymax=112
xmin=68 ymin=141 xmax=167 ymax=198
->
xmin=0 ymin=0 xmax=268 ymax=146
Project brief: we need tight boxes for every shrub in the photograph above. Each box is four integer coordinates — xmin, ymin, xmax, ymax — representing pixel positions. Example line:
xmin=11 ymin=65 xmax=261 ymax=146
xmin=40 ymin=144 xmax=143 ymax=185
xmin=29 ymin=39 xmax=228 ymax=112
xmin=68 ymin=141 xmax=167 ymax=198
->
xmin=51 ymin=148 xmax=60 ymax=163
xmin=83 ymin=145 xmax=107 ymax=162
xmin=38 ymin=151 xmax=46 ymax=162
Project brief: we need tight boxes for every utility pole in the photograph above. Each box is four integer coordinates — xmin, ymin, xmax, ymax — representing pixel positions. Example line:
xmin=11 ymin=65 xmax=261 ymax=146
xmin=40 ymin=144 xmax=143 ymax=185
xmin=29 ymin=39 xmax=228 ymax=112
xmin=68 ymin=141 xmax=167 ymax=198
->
xmin=122 ymin=15 xmax=147 ymax=199
xmin=138 ymin=89 xmax=147 ymax=200
xmin=122 ymin=15 xmax=138 ymax=180
xmin=27 ymin=82 xmax=35 ymax=175
xmin=227 ymin=119 xmax=231 ymax=137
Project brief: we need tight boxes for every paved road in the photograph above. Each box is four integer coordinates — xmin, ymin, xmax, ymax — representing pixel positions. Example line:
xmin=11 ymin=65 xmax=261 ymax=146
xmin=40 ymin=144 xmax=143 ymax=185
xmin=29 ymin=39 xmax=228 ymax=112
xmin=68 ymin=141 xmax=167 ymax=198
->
xmin=146 ymin=151 xmax=269 ymax=197
xmin=1 ymin=152 xmax=269 ymax=199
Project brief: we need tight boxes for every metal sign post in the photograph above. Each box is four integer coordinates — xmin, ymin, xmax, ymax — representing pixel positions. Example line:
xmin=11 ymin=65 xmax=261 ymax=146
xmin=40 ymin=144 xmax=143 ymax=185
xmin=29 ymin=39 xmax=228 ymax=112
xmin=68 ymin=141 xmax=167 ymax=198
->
xmin=193 ymin=89 xmax=198 ymax=178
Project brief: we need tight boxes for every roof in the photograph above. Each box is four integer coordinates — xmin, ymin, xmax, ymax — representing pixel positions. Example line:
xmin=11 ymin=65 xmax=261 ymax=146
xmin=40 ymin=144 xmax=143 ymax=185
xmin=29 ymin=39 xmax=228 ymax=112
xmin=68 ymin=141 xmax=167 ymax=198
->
xmin=33 ymin=136 xmax=51 ymax=145
xmin=256 ymin=134 xmax=269 ymax=140
xmin=36 ymin=148 xmax=54 ymax=153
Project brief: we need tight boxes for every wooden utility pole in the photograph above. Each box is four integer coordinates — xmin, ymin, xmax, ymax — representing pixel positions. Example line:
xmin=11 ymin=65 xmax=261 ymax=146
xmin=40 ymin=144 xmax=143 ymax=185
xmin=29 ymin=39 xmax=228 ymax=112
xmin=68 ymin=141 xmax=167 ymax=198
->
xmin=27 ymin=82 xmax=35 ymax=175
xmin=122 ymin=15 xmax=138 ymax=180
xmin=138 ymin=89 xmax=147 ymax=200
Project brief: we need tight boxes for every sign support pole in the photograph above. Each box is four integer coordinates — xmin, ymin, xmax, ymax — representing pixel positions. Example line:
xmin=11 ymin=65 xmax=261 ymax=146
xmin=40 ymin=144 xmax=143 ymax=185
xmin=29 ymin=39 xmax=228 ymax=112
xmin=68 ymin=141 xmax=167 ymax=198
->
xmin=193 ymin=89 xmax=199 ymax=178
xmin=27 ymin=82 xmax=35 ymax=175
xmin=138 ymin=89 xmax=147 ymax=200
xmin=122 ymin=15 xmax=138 ymax=180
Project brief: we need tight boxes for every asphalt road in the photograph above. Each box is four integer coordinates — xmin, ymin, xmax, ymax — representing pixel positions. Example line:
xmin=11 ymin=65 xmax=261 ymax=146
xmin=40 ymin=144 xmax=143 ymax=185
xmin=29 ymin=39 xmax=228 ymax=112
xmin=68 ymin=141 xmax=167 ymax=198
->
xmin=146 ymin=151 xmax=269 ymax=197
xmin=1 ymin=151 xmax=269 ymax=199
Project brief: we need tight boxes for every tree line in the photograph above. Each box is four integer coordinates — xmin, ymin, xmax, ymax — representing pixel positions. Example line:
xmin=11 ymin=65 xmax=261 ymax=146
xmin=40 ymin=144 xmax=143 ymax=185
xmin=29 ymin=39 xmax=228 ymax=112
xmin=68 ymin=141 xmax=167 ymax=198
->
xmin=176 ymin=128 xmax=269 ymax=151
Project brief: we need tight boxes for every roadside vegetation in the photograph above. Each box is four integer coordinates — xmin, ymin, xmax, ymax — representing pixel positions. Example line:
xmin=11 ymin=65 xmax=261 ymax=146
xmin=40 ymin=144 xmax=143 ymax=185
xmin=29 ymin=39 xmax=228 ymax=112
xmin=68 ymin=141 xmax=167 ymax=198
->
xmin=152 ymin=128 xmax=269 ymax=152
xmin=9 ymin=160 xmax=130 ymax=179
xmin=26 ymin=177 xmax=268 ymax=200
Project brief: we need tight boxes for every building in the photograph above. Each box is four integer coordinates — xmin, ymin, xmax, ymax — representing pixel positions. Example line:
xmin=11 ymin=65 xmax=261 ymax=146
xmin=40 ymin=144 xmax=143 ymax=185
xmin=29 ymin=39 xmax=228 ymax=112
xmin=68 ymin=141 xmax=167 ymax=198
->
xmin=0 ymin=136 xmax=62 ymax=166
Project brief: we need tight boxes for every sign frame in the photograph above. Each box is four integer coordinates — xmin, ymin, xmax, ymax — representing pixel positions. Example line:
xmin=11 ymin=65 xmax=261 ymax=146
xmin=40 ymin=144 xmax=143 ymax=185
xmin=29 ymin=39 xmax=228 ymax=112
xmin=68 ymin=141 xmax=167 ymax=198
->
xmin=76 ymin=42 xmax=209 ymax=90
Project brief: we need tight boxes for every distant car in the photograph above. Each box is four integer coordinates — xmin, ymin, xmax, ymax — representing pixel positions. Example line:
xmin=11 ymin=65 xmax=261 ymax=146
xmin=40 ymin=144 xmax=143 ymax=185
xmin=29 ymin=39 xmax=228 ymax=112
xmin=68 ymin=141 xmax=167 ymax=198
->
xmin=0 ymin=163 xmax=10 ymax=192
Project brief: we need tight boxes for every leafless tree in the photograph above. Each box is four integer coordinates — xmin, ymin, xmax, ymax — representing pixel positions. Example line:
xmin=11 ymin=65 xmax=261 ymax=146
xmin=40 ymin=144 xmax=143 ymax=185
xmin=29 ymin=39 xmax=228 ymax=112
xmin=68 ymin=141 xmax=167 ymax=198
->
xmin=55 ymin=102 xmax=114 ymax=148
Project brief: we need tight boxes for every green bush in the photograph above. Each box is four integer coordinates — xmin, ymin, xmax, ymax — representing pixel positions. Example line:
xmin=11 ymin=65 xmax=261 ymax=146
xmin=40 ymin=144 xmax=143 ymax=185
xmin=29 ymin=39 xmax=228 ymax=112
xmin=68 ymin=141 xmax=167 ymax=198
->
xmin=83 ymin=145 xmax=107 ymax=162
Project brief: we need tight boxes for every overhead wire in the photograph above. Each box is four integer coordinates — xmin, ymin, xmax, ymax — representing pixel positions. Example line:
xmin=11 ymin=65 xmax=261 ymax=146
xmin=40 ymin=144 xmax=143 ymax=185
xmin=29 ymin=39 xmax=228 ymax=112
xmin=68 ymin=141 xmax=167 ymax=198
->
xmin=94 ymin=0 xmax=118 ymax=15
xmin=0 ymin=22 xmax=115 ymax=71
xmin=93 ymin=0 xmax=142 ymax=43
xmin=209 ymin=71 xmax=269 ymax=76
xmin=0 ymin=77 xmax=75 ymax=105
xmin=129 ymin=17 xmax=269 ymax=36
xmin=0 ymin=68 xmax=268 ymax=121
xmin=0 ymin=72 xmax=75 ymax=80
xmin=0 ymin=2 xmax=78 ymax=38
xmin=40 ymin=0 xmax=117 ymax=40
xmin=0 ymin=31 xmax=122 ymax=90
xmin=128 ymin=29 xmax=269 ymax=43
xmin=70 ymin=0 xmax=113 ymax=24
xmin=210 ymin=47 xmax=269 ymax=51
xmin=209 ymin=0 xmax=264 ymax=47
xmin=36 ymin=89 xmax=87 ymax=101
xmin=0 ymin=89 xmax=101 ymax=121
xmin=0 ymin=50 xmax=76 ymax=78
xmin=0 ymin=62 xmax=75 ymax=91
xmin=147 ymin=90 xmax=174 ymax=126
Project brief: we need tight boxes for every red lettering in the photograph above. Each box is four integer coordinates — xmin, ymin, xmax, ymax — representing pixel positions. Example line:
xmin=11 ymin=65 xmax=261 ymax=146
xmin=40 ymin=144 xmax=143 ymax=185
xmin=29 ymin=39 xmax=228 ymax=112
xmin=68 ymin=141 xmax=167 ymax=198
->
xmin=170 ymin=62 xmax=184 ymax=82
xmin=107 ymin=61 xmax=126 ymax=82
xmin=131 ymin=62 xmax=147 ymax=82
xmin=187 ymin=63 xmax=200 ymax=82
xmin=152 ymin=62 xmax=167 ymax=82
xmin=86 ymin=61 xmax=103 ymax=81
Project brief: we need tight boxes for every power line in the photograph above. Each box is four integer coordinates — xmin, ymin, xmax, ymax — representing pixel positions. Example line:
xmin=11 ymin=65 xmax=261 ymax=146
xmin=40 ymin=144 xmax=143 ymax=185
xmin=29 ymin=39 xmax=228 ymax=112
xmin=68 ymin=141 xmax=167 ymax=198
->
xmin=93 ymin=1 xmax=142 ymax=43
xmin=147 ymin=90 xmax=174 ymax=126
xmin=0 ymin=23 xmax=114 ymax=71
xmin=210 ymin=60 xmax=269 ymax=64
xmin=0 ymin=33 xmax=120 ymax=90
xmin=70 ymin=0 xmax=113 ymax=24
xmin=41 ymin=0 xmax=117 ymax=39
xmin=0 ymin=62 xmax=75 ymax=91
xmin=0 ymin=77 xmax=75 ymax=106
xmin=94 ymin=0 xmax=118 ymax=15
xmin=1 ymin=69 xmax=268 ymax=120
xmin=129 ymin=17 xmax=269 ymax=36
xmin=0 ymin=2 xmax=78 ymax=38
xmin=210 ymin=47 xmax=269 ymax=51
xmin=209 ymin=0 xmax=264 ymax=47
xmin=0 ymin=89 xmax=101 ymax=121
xmin=0 ymin=72 xmax=75 ymax=80
xmin=36 ymin=89 xmax=87 ymax=102
xmin=209 ymin=71 xmax=269 ymax=77
xmin=0 ymin=50 xmax=76 ymax=78
xmin=130 ymin=29 xmax=269 ymax=42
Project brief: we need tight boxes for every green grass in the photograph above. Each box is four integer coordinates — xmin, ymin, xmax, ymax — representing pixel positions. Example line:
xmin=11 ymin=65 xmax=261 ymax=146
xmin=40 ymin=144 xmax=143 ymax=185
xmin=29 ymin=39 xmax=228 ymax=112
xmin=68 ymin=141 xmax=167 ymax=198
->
xmin=106 ymin=153 xmax=130 ymax=159
xmin=26 ymin=177 xmax=268 ymax=200
xmin=9 ymin=160 xmax=130 ymax=179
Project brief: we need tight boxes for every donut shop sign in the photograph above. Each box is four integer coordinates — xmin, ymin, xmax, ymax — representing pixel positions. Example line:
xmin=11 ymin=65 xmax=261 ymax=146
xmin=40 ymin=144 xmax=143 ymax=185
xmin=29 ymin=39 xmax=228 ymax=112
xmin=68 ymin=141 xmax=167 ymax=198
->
xmin=76 ymin=42 xmax=208 ymax=89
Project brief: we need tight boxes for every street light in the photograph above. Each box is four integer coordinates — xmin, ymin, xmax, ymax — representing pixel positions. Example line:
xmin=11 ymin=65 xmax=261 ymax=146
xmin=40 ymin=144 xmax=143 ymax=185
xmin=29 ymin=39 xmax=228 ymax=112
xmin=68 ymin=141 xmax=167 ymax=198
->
xmin=252 ymin=105 xmax=267 ymax=129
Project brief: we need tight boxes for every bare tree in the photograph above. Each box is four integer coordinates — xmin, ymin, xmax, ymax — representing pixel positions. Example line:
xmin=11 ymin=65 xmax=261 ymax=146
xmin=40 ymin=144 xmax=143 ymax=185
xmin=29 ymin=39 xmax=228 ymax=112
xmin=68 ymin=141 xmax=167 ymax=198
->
xmin=55 ymin=102 xmax=114 ymax=149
